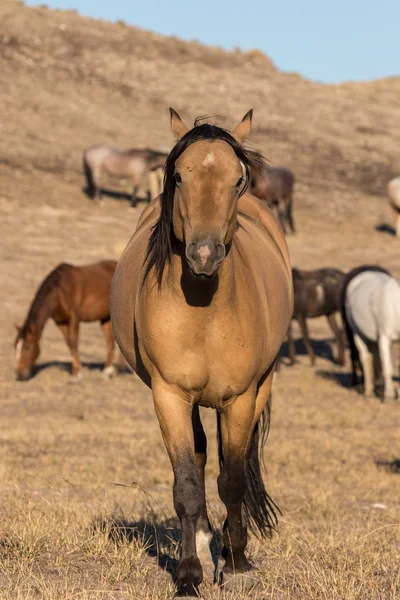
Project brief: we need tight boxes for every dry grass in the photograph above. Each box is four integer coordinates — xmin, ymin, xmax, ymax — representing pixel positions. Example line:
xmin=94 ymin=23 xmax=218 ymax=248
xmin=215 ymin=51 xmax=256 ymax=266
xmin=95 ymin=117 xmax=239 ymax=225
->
xmin=1 ymin=1 xmax=400 ymax=598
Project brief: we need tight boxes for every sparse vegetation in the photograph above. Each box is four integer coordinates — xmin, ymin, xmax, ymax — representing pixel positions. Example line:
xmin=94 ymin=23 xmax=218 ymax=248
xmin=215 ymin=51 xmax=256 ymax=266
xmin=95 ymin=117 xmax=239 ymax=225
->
xmin=0 ymin=1 xmax=399 ymax=598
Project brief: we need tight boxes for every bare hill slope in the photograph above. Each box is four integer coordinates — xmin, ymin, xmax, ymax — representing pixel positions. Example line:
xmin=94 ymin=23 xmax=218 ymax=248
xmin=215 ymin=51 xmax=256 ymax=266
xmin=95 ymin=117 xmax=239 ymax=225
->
xmin=1 ymin=0 xmax=399 ymax=219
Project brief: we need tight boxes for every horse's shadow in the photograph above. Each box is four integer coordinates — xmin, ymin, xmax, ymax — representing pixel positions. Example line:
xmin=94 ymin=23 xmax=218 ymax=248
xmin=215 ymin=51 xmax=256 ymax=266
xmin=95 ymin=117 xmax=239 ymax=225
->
xmin=31 ymin=360 xmax=133 ymax=378
xmin=82 ymin=186 xmax=149 ymax=203
xmin=315 ymin=368 xmax=355 ymax=389
xmin=94 ymin=517 xmax=181 ymax=580
xmin=375 ymin=223 xmax=396 ymax=236
xmin=91 ymin=515 xmax=221 ymax=584
xmin=280 ymin=338 xmax=336 ymax=364
xmin=375 ymin=458 xmax=400 ymax=473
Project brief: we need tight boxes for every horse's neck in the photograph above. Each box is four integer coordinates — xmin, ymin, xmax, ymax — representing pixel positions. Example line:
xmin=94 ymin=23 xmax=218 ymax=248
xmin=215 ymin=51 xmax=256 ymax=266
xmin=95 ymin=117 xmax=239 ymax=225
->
xmin=167 ymin=249 xmax=235 ymax=307
xmin=24 ymin=286 xmax=58 ymax=338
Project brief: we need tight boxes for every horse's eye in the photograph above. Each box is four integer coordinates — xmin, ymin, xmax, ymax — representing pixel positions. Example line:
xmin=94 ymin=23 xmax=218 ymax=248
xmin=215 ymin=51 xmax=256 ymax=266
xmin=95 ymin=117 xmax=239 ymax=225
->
xmin=236 ymin=177 xmax=244 ymax=188
xmin=174 ymin=172 xmax=182 ymax=185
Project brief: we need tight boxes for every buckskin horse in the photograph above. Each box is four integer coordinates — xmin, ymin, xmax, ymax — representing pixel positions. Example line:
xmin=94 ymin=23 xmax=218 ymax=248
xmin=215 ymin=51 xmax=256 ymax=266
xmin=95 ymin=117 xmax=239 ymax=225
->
xmin=111 ymin=109 xmax=293 ymax=596
xmin=82 ymin=145 xmax=168 ymax=207
xmin=15 ymin=260 xmax=117 ymax=381
xmin=250 ymin=165 xmax=295 ymax=233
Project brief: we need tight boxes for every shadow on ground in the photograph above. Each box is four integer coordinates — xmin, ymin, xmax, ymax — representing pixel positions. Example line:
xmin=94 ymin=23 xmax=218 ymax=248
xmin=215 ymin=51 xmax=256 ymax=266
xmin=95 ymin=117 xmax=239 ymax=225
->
xmin=280 ymin=337 xmax=336 ymax=364
xmin=375 ymin=223 xmax=396 ymax=236
xmin=375 ymin=458 xmax=400 ymax=473
xmin=91 ymin=514 xmax=222 ymax=584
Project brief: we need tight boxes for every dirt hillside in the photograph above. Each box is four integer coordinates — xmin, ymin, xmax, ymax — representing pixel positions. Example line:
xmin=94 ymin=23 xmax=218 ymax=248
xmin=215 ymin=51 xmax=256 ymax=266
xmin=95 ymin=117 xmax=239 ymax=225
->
xmin=0 ymin=2 xmax=399 ymax=599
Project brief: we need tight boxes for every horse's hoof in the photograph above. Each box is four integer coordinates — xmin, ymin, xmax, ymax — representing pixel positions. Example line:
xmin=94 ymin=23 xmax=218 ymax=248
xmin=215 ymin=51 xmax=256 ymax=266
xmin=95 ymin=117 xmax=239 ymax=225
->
xmin=174 ymin=584 xmax=201 ymax=598
xmin=383 ymin=390 xmax=398 ymax=403
xmin=102 ymin=365 xmax=116 ymax=379
xmin=69 ymin=373 xmax=83 ymax=384
xmin=219 ymin=570 xmax=258 ymax=593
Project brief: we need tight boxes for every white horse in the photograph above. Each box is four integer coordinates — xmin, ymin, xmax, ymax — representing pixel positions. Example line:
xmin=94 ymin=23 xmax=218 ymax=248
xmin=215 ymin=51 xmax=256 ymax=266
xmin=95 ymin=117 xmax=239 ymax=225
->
xmin=343 ymin=266 xmax=400 ymax=402
xmin=388 ymin=177 xmax=400 ymax=237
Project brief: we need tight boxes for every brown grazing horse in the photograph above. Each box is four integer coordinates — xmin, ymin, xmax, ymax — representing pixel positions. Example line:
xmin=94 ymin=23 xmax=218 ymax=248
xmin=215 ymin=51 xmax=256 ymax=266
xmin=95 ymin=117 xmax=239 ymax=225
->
xmin=15 ymin=260 xmax=117 ymax=381
xmin=287 ymin=268 xmax=346 ymax=366
xmin=111 ymin=109 xmax=293 ymax=596
xmin=250 ymin=166 xmax=295 ymax=233
xmin=82 ymin=145 xmax=168 ymax=207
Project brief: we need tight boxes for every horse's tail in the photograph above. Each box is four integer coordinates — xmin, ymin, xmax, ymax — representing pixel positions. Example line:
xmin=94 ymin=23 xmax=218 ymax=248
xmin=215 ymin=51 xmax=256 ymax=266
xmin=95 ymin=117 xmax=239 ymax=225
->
xmin=82 ymin=153 xmax=96 ymax=198
xmin=340 ymin=265 xmax=391 ymax=385
xmin=217 ymin=395 xmax=281 ymax=540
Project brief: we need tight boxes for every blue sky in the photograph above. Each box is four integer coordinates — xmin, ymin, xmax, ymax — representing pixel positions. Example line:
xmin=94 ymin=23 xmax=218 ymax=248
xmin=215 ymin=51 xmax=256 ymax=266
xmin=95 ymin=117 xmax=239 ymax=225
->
xmin=25 ymin=0 xmax=399 ymax=83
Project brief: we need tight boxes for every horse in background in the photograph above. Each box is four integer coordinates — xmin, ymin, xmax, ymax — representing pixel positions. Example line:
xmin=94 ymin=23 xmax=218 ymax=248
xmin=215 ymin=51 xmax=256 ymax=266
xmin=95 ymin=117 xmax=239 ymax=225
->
xmin=135 ymin=167 xmax=164 ymax=205
xmin=15 ymin=260 xmax=117 ymax=381
xmin=341 ymin=265 xmax=398 ymax=402
xmin=288 ymin=268 xmax=346 ymax=366
xmin=82 ymin=145 xmax=168 ymax=207
xmin=111 ymin=108 xmax=293 ymax=596
xmin=250 ymin=165 xmax=295 ymax=233
xmin=387 ymin=177 xmax=400 ymax=236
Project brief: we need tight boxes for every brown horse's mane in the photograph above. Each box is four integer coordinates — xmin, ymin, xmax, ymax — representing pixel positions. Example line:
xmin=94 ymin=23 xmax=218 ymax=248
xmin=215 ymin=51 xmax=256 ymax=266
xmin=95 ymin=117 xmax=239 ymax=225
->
xmin=144 ymin=120 xmax=266 ymax=288
xmin=16 ymin=264 xmax=70 ymax=342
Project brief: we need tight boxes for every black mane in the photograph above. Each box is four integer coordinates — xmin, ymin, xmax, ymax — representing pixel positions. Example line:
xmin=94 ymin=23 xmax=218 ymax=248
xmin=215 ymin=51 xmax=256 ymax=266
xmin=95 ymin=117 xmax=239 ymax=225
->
xmin=144 ymin=120 xmax=266 ymax=288
xmin=16 ymin=264 xmax=69 ymax=341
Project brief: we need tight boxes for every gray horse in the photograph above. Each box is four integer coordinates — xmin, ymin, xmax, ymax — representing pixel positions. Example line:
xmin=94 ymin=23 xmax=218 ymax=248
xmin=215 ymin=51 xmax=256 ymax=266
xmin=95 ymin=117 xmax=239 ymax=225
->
xmin=341 ymin=265 xmax=398 ymax=402
xmin=82 ymin=145 xmax=168 ymax=207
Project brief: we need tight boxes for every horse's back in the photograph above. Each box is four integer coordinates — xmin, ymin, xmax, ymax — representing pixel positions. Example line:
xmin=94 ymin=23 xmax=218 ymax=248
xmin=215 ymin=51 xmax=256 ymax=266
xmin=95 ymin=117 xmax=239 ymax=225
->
xmin=345 ymin=271 xmax=396 ymax=341
xmin=292 ymin=267 xmax=344 ymax=317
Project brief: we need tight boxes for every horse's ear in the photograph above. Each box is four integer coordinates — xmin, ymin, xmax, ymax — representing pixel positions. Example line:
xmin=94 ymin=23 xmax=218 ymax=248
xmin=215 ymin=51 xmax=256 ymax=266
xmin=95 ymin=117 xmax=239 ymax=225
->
xmin=232 ymin=109 xmax=253 ymax=144
xmin=14 ymin=323 xmax=21 ymax=333
xmin=169 ymin=108 xmax=189 ymax=140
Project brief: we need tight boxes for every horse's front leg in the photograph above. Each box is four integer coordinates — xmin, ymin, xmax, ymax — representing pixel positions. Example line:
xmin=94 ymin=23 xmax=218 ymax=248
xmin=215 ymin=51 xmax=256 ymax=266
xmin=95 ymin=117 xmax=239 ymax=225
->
xmin=153 ymin=381 xmax=205 ymax=597
xmin=218 ymin=374 xmax=276 ymax=591
xmin=217 ymin=389 xmax=257 ymax=578
xmin=100 ymin=319 xmax=116 ymax=378
xmin=57 ymin=320 xmax=81 ymax=380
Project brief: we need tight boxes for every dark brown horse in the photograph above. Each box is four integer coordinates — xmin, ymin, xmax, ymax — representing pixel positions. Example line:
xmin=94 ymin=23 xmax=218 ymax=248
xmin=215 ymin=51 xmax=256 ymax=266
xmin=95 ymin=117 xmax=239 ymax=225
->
xmin=111 ymin=109 xmax=293 ymax=596
xmin=15 ymin=260 xmax=117 ymax=381
xmin=82 ymin=145 xmax=168 ymax=207
xmin=250 ymin=166 xmax=295 ymax=233
xmin=288 ymin=268 xmax=346 ymax=366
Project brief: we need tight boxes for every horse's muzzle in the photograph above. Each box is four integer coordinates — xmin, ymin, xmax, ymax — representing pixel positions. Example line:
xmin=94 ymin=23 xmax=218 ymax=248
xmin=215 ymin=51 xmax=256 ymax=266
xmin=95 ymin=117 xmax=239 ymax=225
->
xmin=185 ymin=236 xmax=226 ymax=277
xmin=16 ymin=370 xmax=31 ymax=382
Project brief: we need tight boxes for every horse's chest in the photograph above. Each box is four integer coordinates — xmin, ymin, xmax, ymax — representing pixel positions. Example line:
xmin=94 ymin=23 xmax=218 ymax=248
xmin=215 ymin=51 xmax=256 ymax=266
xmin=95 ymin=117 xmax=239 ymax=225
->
xmin=140 ymin=316 xmax=262 ymax=403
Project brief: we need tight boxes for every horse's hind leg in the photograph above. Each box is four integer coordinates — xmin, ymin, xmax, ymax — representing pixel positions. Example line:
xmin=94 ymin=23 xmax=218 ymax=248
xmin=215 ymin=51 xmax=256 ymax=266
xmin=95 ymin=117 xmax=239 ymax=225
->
xmin=286 ymin=195 xmax=296 ymax=233
xmin=378 ymin=334 xmax=396 ymax=402
xmin=153 ymin=381 xmax=205 ymax=597
xmin=130 ymin=186 xmax=139 ymax=208
xmin=354 ymin=334 xmax=374 ymax=397
xmin=327 ymin=312 xmax=345 ymax=366
xmin=192 ymin=406 xmax=215 ymax=580
xmin=100 ymin=319 xmax=116 ymax=378
xmin=298 ymin=315 xmax=315 ymax=365
xmin=287 ymin=320 xmax=296 ymax=365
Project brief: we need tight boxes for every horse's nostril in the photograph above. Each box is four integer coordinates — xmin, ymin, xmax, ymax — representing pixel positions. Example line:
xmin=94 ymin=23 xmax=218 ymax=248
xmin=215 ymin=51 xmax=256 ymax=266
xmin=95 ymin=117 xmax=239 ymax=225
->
xmin=185 ymin=242 xmax=196 ymax=262
xmin=216 ymin=243 xmax=226 ymax=262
